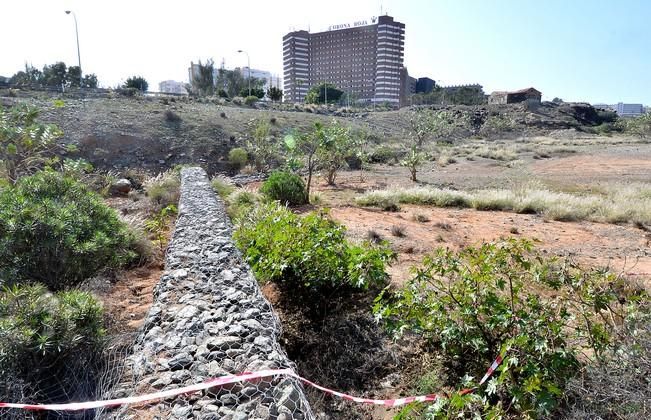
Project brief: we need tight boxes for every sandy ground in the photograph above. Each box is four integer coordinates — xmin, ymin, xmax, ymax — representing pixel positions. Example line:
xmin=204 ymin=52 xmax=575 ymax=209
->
xmin=330 ymin=205 xmax=650 ymax=289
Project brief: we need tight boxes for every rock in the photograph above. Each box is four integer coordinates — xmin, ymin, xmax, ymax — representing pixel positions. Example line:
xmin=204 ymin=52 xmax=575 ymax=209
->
xmin=109 ymin=178 xmax=131 ymax=195
xmin=176 ymin=305 xmax=199 ymax=319
xmin=206 ymin=336 xmax=241 ymax=351
xmin=167 ymin=352 xmax=193 ymax=370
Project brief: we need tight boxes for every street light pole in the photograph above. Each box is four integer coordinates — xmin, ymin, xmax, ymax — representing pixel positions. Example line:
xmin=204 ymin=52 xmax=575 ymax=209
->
xmin=65 ymin=10 xmax=82 ymax=88
xmin=237 ymin=50 xmax=251 ymax=97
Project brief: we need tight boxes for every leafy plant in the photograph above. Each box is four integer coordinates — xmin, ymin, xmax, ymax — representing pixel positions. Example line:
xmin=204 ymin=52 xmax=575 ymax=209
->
xmin=234 ymin=203 xmax=395 ymax=302
xmin=400 ymin=146 xmax=427 ymax=181
xmin=0 ymin=170 xmax=139 ymax=290
xmin=145 ymin=205 xmax=177 ymax=252
xmin=260 ymin=171 xmax=307 ymax=206
xmin=316 ymin=120 xmax=353 ymax=185
xmin=0 ymin=104 xmax=68 ymax=183
xmin=374 ymin=239 xmax=640 ymax=418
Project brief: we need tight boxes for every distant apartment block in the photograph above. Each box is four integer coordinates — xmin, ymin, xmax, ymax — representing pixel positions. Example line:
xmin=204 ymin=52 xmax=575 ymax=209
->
xmin=283 ymin=15 xmax=405 ymax=104
xmin=615 ymin=102 xmax=644 ymax=117
xmin=158 ymin=80 xmax=188 ymax=95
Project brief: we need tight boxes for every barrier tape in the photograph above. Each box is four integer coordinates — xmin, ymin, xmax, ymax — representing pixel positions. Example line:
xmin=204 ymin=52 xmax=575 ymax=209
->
xmin=0 ymin=355 xmax=503 ymax=411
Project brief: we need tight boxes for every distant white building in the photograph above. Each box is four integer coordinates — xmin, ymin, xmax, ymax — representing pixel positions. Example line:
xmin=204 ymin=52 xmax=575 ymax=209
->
xmin=237 ymin=67 xmax=282 ymax=91
xmin=159 ymin=80 xmax=188 ymax=95
xmin=615 ymin=103 xmax=644 ymax=117
xmin=593 ymin=103 xmax=615 ymax=111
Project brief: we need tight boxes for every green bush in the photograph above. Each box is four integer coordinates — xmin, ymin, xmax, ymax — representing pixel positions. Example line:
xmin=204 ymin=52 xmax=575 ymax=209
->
xmin=260 ymin=171 xmax=307 ymax=206
xmin=244 ymin=95 xmax=258 ymax=106
xmin=0 ymin=170 xmax=139 ymax=290
xmin=374 ymin=239 xmax=641 ymax=418
xmin=234 ymin=203 xmax=394 ymax=299
xmin=0 ymin=283 xmax=104 ymax=402
xmin=228 ymin=147 xmax=248 ymax=171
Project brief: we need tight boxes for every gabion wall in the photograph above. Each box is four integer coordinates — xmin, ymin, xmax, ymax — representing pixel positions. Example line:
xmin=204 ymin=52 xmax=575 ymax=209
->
xmin=108 ymin=167 xmax=313 ymax=419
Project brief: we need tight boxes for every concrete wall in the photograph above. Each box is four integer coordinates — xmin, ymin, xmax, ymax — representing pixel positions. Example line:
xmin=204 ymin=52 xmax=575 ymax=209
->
xmin=108 ymin=167 xmax=312 ymax=420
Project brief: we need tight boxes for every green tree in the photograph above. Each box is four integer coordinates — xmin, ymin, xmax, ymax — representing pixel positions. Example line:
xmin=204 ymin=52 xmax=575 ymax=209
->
xmin=41 ymin=62 xmax=68 ymax=87
xmin=305 ymin=82 xmax=344 ymax=104
xmin=82 ymin=73 xmax=99 ymax=88
xmin=0 ymin=105 xmax=68 ymax=183
xmin=124 ymin=75 xmax=148 ymax=92
xmin=192 ymin=59 xmax=215 ymax=96
xmin=240 ymin=87 xmax=265 ymax=99
xmin=267 ymin=86 xmax=283 ymax=102
xmin=9 ymin=64 xmax=42 ymax=86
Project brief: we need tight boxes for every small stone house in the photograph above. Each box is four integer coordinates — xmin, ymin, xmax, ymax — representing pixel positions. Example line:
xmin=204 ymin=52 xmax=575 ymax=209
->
xmin=489 ymin=87 xmax=542 ymax=104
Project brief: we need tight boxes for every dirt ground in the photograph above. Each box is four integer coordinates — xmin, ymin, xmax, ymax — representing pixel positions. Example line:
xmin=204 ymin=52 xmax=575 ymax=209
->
xmin=330 ymin=205 xmax=650 ymax=289
xmin=309 ymin=141 xmax=651 ymax=292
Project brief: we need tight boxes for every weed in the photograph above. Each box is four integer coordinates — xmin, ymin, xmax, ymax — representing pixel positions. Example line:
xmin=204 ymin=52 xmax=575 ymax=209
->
xmin=367 ymin=229 xmax=383 ymax=244
xmin=390 ymin=224 xmax=407 ymax=237
xmin=413 ymin=213 xmax=430 ymax=223
xmin=434 ymin=221 xmax=452 ymax=231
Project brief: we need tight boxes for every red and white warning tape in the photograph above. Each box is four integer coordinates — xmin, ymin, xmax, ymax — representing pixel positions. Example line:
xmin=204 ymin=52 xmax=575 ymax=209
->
xmin=0 ymin=355 xmax=503 ymax=412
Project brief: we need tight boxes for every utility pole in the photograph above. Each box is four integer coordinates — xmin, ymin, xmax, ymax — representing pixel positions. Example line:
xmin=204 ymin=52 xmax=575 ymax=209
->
xmin=65 ymin=10 xmax=82 ymax=88
xmin=237 ymin=50 xmax=251 ymax=97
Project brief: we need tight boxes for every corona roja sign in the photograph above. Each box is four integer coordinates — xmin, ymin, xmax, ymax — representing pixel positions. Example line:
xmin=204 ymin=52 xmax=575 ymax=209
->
xmin=328 ymin=16 xmax=377 ymax=31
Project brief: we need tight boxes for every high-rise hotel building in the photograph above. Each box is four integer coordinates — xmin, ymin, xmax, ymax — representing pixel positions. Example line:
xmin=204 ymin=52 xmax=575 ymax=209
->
xmin=283 ymin=15 xmax=405 ymax=104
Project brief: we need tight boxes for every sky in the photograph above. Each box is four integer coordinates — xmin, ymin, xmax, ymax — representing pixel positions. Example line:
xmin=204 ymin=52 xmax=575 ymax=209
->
xmin=1 ymin=0 xmax=649 ymax=104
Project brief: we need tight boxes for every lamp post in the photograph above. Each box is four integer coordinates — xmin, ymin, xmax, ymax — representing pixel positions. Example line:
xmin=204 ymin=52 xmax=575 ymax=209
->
xmin=65 ymin=10 xmax=82 ymax=88
xmin=237 ymin=50 xmax=251 ymax=97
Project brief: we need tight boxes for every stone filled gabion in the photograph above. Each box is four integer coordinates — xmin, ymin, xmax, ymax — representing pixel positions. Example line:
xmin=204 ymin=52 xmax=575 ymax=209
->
xmin=107 ymin=167 xmax=313 ymax=419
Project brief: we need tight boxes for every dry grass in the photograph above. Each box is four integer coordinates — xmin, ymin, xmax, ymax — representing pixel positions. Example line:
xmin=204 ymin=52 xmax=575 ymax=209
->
xmin=357 ymin=183 xmax=651 ymax=224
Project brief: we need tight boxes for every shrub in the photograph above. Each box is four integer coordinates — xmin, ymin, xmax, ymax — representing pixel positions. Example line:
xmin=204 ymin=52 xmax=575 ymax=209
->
xmin=220 ymin=111 xmax=227 ymax=118
xmin=399 ymin=147 xmax=427 ymax=181
xmin=164 ymin=110 xmax=182 ymax=123
xmin=369 ymin=146 xmax=400 ymax=164
xmin=0 ymin=171 xmax=139 ymax=290
xmin=228 ymin=147 xmax=248 ymax=171
xmin=234 ymin=203 xmax=395 ymax=300
xmin=564 ymin=304 xmax=651 ymax=418
xmin=244 ymin=95 xmax=258 ymax=106
xmin=374 ymin=239 xmax=642 ymax=418
xmin=260 ymin=171 xmax=307 ymax=206
xmin=1 ymin=104 xmax=66 ymax=183
xmin=0 ymin=283 xmax=104 ymax=403
xmin=390 ymin=224 xmax=406 ymax=237
xmin=225 ymin=188 xmax=261 ymax=220
xmin=144 ymin=170 xmax=181 ymax=210
xmin=211 ymin=175 xmax=235 ymax=198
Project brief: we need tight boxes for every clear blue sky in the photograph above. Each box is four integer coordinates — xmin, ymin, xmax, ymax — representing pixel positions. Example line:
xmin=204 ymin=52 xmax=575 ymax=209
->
xmin=1 ymin=0 xmax=648 ymax=104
